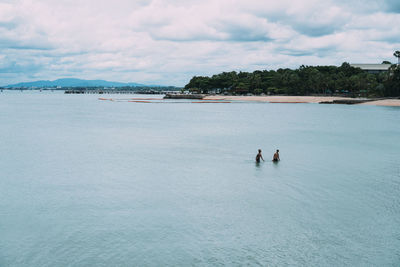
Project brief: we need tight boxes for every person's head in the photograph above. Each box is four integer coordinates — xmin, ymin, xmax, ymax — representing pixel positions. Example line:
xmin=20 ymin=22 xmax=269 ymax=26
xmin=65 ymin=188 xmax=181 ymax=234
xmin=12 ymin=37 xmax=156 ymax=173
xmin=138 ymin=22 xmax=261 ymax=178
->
xmin=276 ymin=149 xmax=279 ymax=152
xmin=258 ymin=149 xmax=261 ymax=153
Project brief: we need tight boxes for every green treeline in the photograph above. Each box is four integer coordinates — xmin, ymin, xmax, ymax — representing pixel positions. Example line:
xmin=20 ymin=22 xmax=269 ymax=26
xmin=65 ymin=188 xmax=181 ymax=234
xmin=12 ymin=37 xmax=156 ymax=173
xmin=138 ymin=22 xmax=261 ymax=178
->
xmin=184 ymin=63 xmax=400 ymax=97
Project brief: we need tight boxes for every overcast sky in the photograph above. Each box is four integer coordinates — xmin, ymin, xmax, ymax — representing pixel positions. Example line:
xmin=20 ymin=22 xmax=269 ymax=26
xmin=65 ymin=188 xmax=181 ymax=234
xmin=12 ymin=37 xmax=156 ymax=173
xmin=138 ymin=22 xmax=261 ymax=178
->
xmin=0 ymin=0 xmax=399 ymax=86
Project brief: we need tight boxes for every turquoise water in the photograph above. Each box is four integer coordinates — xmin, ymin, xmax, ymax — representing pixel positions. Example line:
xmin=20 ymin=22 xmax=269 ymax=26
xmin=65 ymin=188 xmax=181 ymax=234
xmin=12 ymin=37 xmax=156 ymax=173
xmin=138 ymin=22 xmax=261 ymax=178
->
xmin=0 ymin=91 xmax=399 ymax=266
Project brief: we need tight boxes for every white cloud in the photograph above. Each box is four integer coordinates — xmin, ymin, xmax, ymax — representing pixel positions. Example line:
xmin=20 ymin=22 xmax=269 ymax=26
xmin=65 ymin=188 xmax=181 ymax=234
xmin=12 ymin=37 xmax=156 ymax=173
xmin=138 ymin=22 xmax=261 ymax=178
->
xmin=0 ymin=0 xmax=399 ymax=86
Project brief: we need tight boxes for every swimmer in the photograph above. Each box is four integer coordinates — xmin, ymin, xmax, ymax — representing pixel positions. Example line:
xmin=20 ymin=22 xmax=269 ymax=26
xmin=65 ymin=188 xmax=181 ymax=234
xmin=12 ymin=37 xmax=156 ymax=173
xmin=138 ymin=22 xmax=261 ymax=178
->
xmin=256 ymin=149 xmax=264 ymax=163
xmin=272 ymin=149 xmax=280 ymax=162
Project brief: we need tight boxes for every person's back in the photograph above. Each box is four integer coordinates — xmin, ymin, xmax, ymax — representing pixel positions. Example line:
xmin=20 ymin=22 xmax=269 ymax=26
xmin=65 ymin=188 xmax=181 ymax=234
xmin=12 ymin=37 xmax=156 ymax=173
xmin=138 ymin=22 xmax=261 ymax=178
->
xmin=273 ymin=149 xmax=280 ymax=162
xmin=256 ymin=149 xmax=264 ymax=163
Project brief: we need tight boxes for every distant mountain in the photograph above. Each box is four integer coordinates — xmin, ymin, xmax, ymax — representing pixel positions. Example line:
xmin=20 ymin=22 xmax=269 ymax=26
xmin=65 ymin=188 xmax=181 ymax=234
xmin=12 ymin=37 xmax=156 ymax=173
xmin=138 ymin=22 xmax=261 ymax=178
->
xmin=5 ymin=78 xmax=147 ymax=88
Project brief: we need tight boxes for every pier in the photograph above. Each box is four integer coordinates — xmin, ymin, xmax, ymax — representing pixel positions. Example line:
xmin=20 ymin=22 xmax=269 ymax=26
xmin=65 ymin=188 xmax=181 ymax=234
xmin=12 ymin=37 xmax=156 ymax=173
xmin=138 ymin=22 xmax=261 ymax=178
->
xmin=65 ymin=89 xmax=180 ymax=94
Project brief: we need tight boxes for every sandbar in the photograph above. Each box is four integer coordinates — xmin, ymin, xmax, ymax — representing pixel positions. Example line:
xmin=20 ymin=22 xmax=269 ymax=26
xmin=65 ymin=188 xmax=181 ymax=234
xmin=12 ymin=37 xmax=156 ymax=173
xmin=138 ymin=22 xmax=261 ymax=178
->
xmin=203 ymin=95 xmax=400 ymax=106
xmin=359 ymin=99 xmax=400 ymax=106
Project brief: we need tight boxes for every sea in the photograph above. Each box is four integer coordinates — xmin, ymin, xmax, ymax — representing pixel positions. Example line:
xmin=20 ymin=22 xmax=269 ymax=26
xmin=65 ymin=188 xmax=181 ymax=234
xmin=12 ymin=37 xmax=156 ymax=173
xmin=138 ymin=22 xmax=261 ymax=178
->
xmin=0 ymin=91 xmax=399 ymax=266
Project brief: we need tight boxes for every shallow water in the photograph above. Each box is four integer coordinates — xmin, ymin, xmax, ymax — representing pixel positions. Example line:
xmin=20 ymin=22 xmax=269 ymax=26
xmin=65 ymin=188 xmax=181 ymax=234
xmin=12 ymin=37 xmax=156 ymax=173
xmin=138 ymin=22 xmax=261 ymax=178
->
xmin=0 ymin=91 xmax=399 ymax=266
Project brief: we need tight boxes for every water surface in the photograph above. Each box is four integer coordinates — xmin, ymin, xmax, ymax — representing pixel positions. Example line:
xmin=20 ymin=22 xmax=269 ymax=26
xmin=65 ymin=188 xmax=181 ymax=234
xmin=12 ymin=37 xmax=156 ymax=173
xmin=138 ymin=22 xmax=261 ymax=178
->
xmin=0 ymin=91 xmax=399 ymax=266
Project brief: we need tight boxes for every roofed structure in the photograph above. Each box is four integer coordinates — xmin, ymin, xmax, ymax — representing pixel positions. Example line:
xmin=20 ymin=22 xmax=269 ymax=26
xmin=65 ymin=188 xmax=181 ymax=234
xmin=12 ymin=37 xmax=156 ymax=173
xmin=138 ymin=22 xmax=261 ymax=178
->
xmin=350 ymin=64 xmax=391 ymax=74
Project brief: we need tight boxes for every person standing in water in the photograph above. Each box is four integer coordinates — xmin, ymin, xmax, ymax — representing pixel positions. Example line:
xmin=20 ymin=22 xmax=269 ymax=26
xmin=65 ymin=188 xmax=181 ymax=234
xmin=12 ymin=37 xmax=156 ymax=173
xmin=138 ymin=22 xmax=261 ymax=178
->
xmin=273 ymin=149 xmax=280 ymax=162
xmin=256 ymin=149 xmax=264 ymax=163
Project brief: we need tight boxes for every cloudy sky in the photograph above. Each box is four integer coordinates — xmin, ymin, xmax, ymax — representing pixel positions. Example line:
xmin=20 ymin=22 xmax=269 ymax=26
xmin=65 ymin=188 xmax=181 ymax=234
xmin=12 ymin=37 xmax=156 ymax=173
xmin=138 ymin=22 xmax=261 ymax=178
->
xmin=0 ymin=0 xmax=399 ymax=86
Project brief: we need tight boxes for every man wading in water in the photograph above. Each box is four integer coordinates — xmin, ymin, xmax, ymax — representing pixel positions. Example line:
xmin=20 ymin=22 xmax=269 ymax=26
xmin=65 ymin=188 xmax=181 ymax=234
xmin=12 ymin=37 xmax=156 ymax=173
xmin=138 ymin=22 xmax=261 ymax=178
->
xmin=273 ymin=149 xmax=280 ymax=162
xmin=256 ymin=149 xmax=264 ymax=163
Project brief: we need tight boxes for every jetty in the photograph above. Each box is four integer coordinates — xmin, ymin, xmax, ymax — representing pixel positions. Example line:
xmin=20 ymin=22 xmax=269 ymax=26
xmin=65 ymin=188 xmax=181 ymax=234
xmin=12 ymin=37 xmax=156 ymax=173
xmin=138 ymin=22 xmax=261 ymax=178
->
xmin=65 ymin=89 xmax=179 ymax=94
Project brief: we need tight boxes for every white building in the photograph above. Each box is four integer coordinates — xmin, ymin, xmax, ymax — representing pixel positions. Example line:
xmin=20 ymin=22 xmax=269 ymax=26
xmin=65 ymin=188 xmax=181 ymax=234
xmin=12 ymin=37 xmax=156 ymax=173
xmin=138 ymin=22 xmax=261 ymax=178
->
xmin=350 ymin=64 xmax=391 ymax=74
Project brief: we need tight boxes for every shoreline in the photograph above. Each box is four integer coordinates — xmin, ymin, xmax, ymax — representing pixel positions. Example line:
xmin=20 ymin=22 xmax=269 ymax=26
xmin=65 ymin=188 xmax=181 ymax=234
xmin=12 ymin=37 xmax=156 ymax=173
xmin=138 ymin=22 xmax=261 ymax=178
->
xmin=203 ymin=95 xmax=400 ymax=107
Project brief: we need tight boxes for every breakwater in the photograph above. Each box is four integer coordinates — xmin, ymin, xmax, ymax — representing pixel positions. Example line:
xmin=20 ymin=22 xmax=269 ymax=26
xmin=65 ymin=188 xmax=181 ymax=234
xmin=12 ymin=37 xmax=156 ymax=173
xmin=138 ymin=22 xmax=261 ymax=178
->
xmin=163 ymin=94 xmax=204 ymax=99
xmin=319 ymin=99 xmax=376 ymax=104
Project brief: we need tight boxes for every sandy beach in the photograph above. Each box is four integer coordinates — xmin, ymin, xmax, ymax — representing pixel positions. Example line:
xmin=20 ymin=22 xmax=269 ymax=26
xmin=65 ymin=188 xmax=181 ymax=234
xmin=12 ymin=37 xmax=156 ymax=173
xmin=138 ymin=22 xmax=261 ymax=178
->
xmin=203 ymin=95 xmax=400 ymax=106
xmin=359 ymin=99 xmax=400 ymax=106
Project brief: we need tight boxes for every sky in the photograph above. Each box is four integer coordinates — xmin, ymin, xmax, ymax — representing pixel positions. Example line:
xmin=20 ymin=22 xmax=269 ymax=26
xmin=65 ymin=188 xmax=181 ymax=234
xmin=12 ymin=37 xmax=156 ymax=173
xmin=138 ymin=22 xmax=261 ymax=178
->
xmin=0 ymin=0 xmax=399 ymax=86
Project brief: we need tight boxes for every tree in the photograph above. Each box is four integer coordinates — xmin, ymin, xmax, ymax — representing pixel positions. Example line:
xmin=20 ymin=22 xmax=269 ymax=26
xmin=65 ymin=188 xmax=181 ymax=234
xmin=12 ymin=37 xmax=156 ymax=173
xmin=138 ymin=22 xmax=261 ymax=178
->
xmin=183 ymin=60 xmax=400 ymax=97
xmin=384 ymin=65 xmax=400 ymax=96
xmin=394 ymin=51 xmax=400 ymax=64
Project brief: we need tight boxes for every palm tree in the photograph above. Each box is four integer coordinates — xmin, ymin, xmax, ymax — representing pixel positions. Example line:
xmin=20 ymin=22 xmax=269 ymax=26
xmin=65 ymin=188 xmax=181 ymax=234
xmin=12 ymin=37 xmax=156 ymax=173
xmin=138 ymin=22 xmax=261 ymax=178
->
xmin=394 ymin=50 xmax=400 ymax=64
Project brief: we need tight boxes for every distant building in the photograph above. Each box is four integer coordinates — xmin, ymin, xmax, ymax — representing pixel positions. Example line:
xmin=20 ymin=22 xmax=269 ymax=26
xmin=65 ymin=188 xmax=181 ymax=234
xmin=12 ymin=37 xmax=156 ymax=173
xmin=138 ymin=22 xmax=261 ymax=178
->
xmin=350 ymin=64 xmax=391 ymax=74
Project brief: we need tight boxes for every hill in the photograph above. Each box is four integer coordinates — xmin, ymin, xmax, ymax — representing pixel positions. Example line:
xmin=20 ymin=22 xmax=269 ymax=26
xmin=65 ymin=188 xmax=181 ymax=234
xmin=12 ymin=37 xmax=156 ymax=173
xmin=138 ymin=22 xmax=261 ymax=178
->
xmin=5 ymin=78 xmax=147 ymax=88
